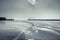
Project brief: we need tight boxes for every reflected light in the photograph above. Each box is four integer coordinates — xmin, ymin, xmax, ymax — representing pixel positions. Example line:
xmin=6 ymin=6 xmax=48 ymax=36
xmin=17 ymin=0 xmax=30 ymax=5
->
xmin=27 ymin=0 xmax=36 ymax=5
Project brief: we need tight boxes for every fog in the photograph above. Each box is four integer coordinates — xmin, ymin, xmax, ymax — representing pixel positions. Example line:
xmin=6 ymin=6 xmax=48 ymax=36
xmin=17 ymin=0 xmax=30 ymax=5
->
xmin=0 ymin=0 xmax=60 ymax=20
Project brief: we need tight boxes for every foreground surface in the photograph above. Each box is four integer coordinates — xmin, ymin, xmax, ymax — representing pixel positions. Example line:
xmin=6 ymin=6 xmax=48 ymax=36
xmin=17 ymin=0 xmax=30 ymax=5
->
xmin=0 ymin=21 xmax=60 ymax=40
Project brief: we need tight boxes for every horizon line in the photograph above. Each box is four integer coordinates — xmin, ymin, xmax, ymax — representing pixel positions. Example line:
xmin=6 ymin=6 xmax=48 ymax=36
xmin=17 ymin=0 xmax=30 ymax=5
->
xmin=28 ymin=19 xmax=60 ymax=21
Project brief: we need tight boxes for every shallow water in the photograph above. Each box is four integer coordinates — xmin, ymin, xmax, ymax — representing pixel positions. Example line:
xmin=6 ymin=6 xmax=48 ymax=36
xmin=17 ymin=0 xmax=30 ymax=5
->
xmin=0 ymin=21 xmax=60 ymax=40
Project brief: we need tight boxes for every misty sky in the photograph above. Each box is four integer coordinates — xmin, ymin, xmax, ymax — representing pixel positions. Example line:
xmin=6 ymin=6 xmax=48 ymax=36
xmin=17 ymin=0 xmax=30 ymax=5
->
xmin=0 ymin=0 xmax=60 ymax=20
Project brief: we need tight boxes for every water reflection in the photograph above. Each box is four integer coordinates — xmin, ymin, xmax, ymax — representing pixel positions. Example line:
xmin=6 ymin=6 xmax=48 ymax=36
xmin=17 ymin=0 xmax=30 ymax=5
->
xmin=0 ymin=21 xmax=60 ymax=40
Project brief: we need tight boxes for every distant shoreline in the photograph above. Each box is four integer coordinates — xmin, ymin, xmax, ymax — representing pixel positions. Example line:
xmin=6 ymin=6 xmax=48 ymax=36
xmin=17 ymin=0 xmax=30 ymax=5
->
xmin=28 ymin=19 xmax=60 ymax=21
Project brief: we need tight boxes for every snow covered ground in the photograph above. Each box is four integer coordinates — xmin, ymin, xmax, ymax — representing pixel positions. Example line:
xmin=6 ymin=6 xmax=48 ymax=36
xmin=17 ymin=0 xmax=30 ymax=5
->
xmin=0 ymin=21 xmax=60 ymax=40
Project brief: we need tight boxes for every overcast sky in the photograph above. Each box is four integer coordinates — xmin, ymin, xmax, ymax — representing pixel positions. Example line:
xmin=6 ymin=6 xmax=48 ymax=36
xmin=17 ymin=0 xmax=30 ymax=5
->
xmin=0 ymin=0 xmax=60 ymax=20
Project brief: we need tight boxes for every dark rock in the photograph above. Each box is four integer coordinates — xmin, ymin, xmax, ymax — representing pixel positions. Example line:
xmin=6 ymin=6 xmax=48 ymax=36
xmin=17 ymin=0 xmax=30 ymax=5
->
xmin=0 ymin=17 xmax=6 ymax=21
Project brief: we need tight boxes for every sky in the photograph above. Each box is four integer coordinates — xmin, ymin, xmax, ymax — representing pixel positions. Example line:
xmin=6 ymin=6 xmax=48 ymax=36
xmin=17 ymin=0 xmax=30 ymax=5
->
xmin=0 ymin=0 xmax=60 ymax=20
